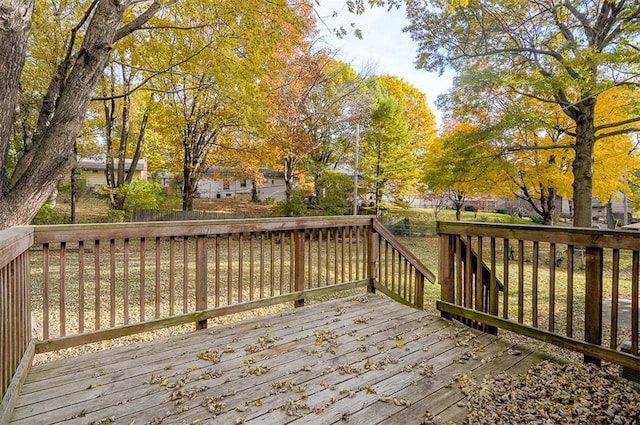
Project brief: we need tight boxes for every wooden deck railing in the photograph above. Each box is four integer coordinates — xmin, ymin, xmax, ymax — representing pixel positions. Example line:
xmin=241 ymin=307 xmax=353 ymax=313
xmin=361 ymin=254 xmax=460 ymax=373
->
xmin=0 ymin=227 xmax=34 ymax=416
xmin=27 ymin=217 xmax=434 ymax=355
xmin=437 ymin=221 xmax=640 ymax=369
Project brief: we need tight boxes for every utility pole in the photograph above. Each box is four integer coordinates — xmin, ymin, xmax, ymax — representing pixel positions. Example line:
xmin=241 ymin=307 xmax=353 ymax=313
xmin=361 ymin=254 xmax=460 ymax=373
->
xmin=353 ymin=124 xmax=359 ymax=215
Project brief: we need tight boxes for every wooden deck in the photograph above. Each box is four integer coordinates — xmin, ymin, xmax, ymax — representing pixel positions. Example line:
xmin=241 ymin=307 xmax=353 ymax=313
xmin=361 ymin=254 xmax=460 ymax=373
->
xmin=10 ymin=295 xmax=553 ymax=424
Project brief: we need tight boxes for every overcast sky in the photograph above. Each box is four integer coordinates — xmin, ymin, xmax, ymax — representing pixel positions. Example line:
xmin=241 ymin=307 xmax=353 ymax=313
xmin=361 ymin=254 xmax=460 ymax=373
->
xmin=313 ymin=1 xmax=454 ymax=125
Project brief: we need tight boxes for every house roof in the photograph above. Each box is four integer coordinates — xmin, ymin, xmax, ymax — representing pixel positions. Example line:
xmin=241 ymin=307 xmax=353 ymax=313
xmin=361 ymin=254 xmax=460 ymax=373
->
xmin=78 ymin=158 xmax=147 ymax=171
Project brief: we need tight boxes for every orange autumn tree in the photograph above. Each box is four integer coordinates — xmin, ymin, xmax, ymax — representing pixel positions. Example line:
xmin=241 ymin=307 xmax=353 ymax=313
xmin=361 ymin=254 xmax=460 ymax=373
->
xmin=423 ymin=121 xmax=507 ymax=220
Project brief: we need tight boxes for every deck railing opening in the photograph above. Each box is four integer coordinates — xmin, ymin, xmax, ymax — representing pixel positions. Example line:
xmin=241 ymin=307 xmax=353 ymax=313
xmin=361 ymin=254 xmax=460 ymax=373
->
xmin=437 ymin=221 xmax=639 ymax=370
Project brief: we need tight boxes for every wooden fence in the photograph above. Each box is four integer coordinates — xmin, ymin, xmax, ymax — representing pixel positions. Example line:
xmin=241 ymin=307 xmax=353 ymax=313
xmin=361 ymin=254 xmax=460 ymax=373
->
xmin=437 ymin=221 xmax=639 ymax=369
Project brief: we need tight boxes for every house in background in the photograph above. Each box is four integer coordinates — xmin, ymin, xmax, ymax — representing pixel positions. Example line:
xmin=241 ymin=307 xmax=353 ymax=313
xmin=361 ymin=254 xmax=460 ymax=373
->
xmin=77 ymin=158 xmax=148 ymax=191
xmin=155 ymin=168 xmax=291 ymax=202
xmin=592 ymin=192 xmax=632 ymax=225
xmin=197 ymin=168 xmax=289 ymax=201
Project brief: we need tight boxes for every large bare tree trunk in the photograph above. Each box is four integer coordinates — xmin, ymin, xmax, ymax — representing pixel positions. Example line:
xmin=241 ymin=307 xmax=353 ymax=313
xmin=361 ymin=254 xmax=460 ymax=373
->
xmin=0 ymin=0 xmax=163 ymax=228
xmin=571 ymin=101 xmax=596 ymax=228
xmin=0 ymin=1 xmax=33 ymax=194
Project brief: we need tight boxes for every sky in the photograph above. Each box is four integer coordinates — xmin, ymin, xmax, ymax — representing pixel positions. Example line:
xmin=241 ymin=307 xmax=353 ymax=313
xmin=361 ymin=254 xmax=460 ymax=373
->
xmin=313 ymin=1 xmax=454 ymax=125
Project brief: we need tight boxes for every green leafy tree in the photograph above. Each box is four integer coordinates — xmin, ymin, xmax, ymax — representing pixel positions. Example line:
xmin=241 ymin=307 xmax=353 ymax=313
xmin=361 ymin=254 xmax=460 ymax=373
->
xmin=394 ymin=0 xmax=640 ymax=227
xmin=423 ymin=122 xmax=507 ymax=220
xmin=316 ymin=170 xmax=353 ymax=215
xmin=360 ymin=94 xmax=417 ymax=215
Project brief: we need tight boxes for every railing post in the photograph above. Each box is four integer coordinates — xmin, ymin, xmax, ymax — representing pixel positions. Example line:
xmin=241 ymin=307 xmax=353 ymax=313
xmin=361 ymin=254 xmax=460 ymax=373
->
xmin=294 ymin=230 xmax=305 ymax=308
xmin=415 ymin=272 xmax=424 ymax=309
xmin=438 ymin=233 xmax=455 ymax=319
xmin=367 ymin=225 xmax=378 ymax=294
xmin=195 ymin=235 xmax=208 ymax=330
xmin=584 ymin=246 xmax=603 ymax=365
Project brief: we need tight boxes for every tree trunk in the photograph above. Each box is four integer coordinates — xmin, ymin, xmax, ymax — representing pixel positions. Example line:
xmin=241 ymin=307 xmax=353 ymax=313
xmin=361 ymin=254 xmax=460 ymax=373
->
xmin=606 ymin=201 xmax=615 ymax=229
xmin=251 ymin=179 xmax=258 ymax=202
xmin=182 ymin=164 xmax=196 ymax=211
xmin=0 ymin=1 xmax=33 ymax=194
xmin=571 ymin=101 xmax=597 ymax=228
xmin=542 ymin=187 xmax=556 ymax=225
xmin=284 ymin=156 xmax=296 ymax=200
xmin=0 ymin=1 xmax=161 ymax=228
xmin=0 ymin=0 xmax=131 ymax=227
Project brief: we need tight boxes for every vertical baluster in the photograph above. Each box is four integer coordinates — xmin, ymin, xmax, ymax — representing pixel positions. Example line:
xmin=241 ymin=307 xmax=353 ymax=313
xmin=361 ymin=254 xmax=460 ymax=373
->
xmin=59 ymin=242 xmax=66 ymax=337
xmin=318 ymin=229 xmax=322 ymax=286
xmin=250 ymin=233 xmax=255 ymax=300
xmin=349 ymin=227 xmax=353 ymax=281
xmin=95 ymin=240 xmax=101 ymax=329
xmin=250 ymin=233 xmax=255 ymax=301
xmin=532 ymin=241 xmax=539 ymax=327
xmin=260 ymin=233 xmax=265 ymax=299
xmin=169 ymin=236 xmax=175 ymax=316
xmin=238 ymin=233 xmax=244 ymax=303
xmin=155 ymin=237 xmax=161 ymax=319
xmin=228 ymin=234 xmax=233 ymax=304
xmin=183 ymin=237 xmax=188 ymax=313
xmin=280 ymin=232 xmax=285 ymax=295
xmin=325 ymin=229 xmax=330 ymax=286
xmin=123 ymin=239 xmax=129 ymax=324
xmin=403 ymin=259 xmax=408 ymax=300
xmin=356 ymin=227 xmax=360 ymax=279
xmin=518 ymin=240 xmax=524 ymax=324
xmin=475 ymin=237 xmax=483 ymax=313
xmin=566 ymin=245 xmax=574 ymax=337
xmin=503 ymin=239 xmax=509 ymax=319
xmin=384 ymin=240 xmax=389 ymax=289
xmin=110 ymin=239 xmax=117 ymax=326
xmin=78 ymin=241 xmax=85 ymax=332
xmin=455 ymin=236 xmax=462 ymax=305
xmin=610 ymin=249 xmax=619 ymax=349
xmin=289 ymin=231 xmax=295 ymax=292
xmin=308 ymin=230 xmax=313 ymax=288
xmin=391 ymin=248 xmax=396 ymax=292
xmin=632 ymin=251 xmax=639 ymax=356
xmin=334 ymin=228 xmax=339 ymax=285
xmin=549 ymin=243 xmax=556 ymax=332
xmin=464 ymin=236 xmax=472 ymax=310
xmin=139 ymin=238 xmax=145 ymax=322
xmin=215 ymin=236 xmax=220 ymax=307
xmin=270 ymin=232 xmax=275 ymax=296
xmin=489 ymin=237 xmax=498 ymax=317
xmin=341 ymin=227 xmax=346 ymax=282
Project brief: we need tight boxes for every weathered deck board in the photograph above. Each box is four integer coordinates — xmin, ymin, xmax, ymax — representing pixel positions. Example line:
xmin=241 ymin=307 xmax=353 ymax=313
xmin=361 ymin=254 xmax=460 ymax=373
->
xmin=10 ymin=295 xmax=552 ymax=424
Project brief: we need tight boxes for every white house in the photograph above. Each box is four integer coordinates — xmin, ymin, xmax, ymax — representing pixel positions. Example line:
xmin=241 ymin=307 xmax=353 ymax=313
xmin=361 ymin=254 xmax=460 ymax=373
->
xmin=77 ymin=158 xmax=148 ymax=190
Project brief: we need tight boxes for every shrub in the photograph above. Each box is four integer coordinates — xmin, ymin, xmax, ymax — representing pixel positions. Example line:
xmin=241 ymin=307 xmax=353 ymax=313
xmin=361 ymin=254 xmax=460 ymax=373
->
xmin=32 ymin=203 xmax=69 ymax=225
xmin=273 ymin=189 xmax=307 ymax=216
xmin=120 ymin=179 xmax=165 ymax=213
xmin=316 ymin=171 xmax=353 ymax=215
xmin=463 ymin=205 xmax=478 ymax=212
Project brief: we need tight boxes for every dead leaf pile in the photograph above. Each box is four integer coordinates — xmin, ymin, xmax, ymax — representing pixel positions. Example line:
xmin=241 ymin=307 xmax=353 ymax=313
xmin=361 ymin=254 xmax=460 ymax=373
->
xmin=458 ymin=361 xmax=640 ymax=424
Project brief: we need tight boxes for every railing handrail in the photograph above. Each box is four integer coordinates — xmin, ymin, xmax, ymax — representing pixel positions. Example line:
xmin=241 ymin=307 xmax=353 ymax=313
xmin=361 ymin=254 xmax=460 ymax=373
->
xmin=33 ymin=216 xmax=375 ymax=243
xmin=0 ymin=226 xmax=34 ymax=266
xmin=373 ymin=220 xmax=436 ymax=284
xmin=437 ymin=221 xmax=640 ymax=250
